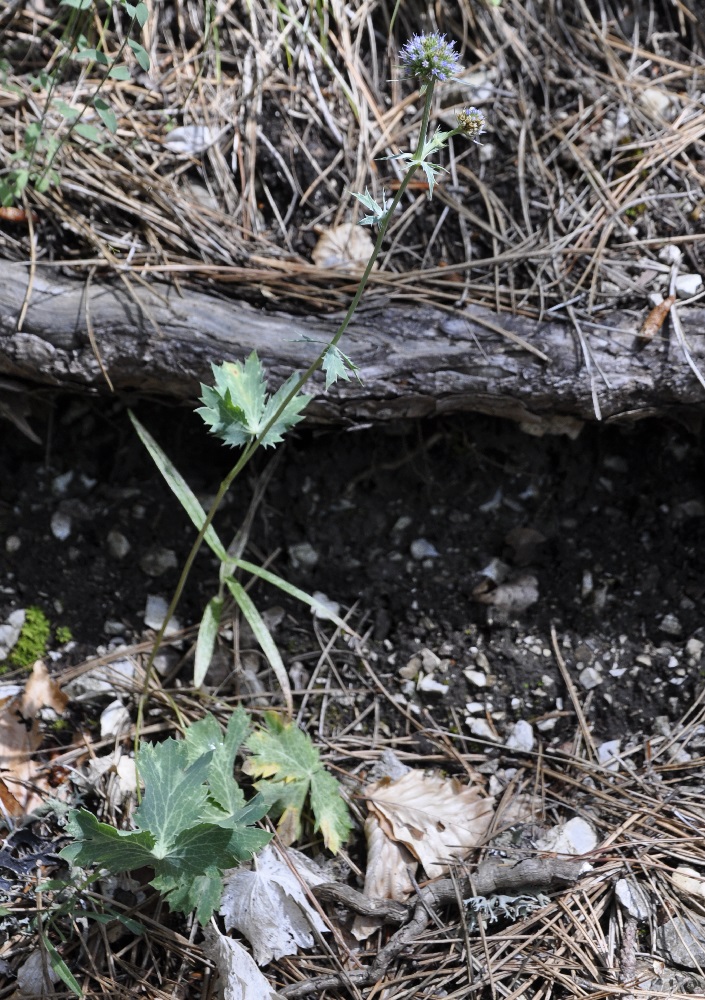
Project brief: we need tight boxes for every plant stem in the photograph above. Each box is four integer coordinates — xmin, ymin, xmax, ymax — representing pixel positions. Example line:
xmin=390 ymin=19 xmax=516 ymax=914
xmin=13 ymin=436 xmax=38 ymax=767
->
xmin=135 ymin=81 xmax=437 ymax=739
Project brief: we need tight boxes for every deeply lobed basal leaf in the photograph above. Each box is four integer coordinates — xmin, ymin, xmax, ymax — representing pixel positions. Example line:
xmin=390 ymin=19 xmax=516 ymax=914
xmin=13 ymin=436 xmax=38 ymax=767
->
xmin=196 ymin=353 xmax=311 ymax=449
xmin=244 ymin=713 xmax=352 ymax=852
xmin=59 ymin=711 xmax=272 ymax=924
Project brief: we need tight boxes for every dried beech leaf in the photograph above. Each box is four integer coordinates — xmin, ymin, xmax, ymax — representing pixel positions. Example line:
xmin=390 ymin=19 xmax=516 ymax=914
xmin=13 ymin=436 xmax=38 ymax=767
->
xmin=0 ymin=661 xmax=68 ymax=814
xmin=311 ymin=223 xmax=378 ymax=272
xmin=352 ymin=814 xmax=416 ymax=941
xmin=22 ymin=660 xmax=69 ymax=716
xmin=365 ymin=769 xmax=495 ymax=879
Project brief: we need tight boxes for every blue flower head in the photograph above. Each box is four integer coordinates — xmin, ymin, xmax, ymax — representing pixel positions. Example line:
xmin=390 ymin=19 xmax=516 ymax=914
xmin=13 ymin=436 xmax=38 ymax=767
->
xmin=399 ymin=32 xmax=461 ymax=83
xmin=457 ymin=106 xmax=486 ymax=142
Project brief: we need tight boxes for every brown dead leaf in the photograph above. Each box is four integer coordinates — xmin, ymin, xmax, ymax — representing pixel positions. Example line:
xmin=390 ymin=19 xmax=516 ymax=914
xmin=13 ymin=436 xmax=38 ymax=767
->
xmin=311 ymin=223 xmax=379 ymax=272
xmin=365 ymin=769 xmax=495 ymax=880
xmin=0 ymin=661 xmax=68 ymax=816
xmin=351 ymin=814 xmax=416 ymax=941
xmin=22 ymin=660 xmax=69 ymax=717
xmin=639 ymin=294 xmax=675 ymax=340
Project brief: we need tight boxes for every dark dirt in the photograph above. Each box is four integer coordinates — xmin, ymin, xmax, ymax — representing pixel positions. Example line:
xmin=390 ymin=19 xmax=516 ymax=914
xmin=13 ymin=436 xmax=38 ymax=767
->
xmin=2 ymin=395 xmax=705 ymax=744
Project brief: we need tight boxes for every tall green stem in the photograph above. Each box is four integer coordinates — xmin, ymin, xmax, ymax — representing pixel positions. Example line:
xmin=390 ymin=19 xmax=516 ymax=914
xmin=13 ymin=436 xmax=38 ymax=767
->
xmin=136 ymin=81 xmax=437 ymax=737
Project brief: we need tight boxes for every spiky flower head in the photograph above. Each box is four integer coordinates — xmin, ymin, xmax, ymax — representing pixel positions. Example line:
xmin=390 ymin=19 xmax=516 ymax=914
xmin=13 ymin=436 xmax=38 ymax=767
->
xmin=456 ymin=106 xmax=486 ymax=142
xmin=399 ymin=32 xmax=461 ymax=83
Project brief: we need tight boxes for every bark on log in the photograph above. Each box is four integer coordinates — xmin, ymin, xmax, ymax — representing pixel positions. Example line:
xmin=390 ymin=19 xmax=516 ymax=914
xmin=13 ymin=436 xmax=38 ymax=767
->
xmin=1 ymin=261 xmax=705 ymax=430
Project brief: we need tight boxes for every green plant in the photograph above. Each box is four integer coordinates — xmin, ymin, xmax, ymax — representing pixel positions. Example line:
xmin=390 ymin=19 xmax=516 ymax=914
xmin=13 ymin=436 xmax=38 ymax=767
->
xmin=55 ymin=625 xmax=73 ymax=644
xmin=8 ymin=606 xmax=51 ymax=668
xmin=133 ymin=32 xmax=486 ymax=710
xmin=60 ymin=708 xmax=350 ymax=926
xmin=0 ymin=1 xmax=150 ymax=207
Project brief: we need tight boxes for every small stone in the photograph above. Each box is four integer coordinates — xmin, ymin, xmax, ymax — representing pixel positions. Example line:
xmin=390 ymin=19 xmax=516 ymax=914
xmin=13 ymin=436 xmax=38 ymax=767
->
xmin=52 ymin=470 xmax=74 ymax=496
xmin=103 ymin=620 xmax=126 ymax=636
xmin=410 ymin=538 xmax=439 ymax=559
xmin=107 ymin=530 xmax=131 ymax=560
xmin=686 ymin=638 xmax=703 ymax=660
xmin=465 ymin=701 xmax=485 ymax=714
xmin=667 ymin=656 xmax=679 ymax=669
xmin=536 ymin=717 xmax=557 ymax=732
xmin=50 ymin=511 xmax=72 ymax=541
xmin=659 ymin=613 xmax=682 ymax=636
xmin=288 ymin=541 xmax=319 ymax=569
xmin=638 ymin=86 xmax=672 ymax=117
xmin=0 ymin=609 xmax=26 ymax=660
xmin=656 ymin=914 xmax=705 ymax=968
xmin=597 ymin=739 xmax=621 ymax=770
xmin=537 ymin=817 xmax=597 ymax=855
xmin=392 ymin=515 xmax=413 ymax=533
xmin=675 ymin=273 xmax=703 ymax=298
xmin=100 ymin=699 xmax=131 ymax=739
xmin=399 ymin=655 xmax=421 ymax=680
xmin=636 ymin=653 xmax=652 ymax=666
xmin=5 ymin=535 xmax=21 ymax=554
xmin=417 ymin=673 xmax=448 ymax=695
xmin=475 ymin=651 xmax=490 ymax=670
xmin=658 ymin=244 xmax=683 ymax=265
xmin=311 ymin=591 xmax=340 ymax=621
xmin=506 ymin=720 xmax=534 ymax=752
xmin=420 ymin=648 xmax=442 ymax=672
xmin=579 ymin=666 xmax=602 ymax=690
xmin=615 ymin=878 xmax=651 ymax=921
xmin=63 ymin=657 xmax=136 ymax=700
xmin=464 ymin=669 xmax=487 ymax=688
xmin=144 ymin=595 xmax=181 ymax=635
xmin=467 ymin=718 xmax=496 ymax=741
xmin=140 ymin=546 xmax=178 ymax=577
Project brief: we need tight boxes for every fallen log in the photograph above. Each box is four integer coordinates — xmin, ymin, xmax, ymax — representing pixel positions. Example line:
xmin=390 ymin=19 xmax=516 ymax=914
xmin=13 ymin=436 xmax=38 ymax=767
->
xmin=1 ymin=261 xmax=705 ymax=432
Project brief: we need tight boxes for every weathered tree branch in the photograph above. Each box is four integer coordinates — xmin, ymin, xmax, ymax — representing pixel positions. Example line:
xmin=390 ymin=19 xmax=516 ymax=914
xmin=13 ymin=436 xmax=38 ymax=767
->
xmin=280 ymin=858 xmax=587 ymax=997
xmin=2 ymin=262 xmax=705 ymax=429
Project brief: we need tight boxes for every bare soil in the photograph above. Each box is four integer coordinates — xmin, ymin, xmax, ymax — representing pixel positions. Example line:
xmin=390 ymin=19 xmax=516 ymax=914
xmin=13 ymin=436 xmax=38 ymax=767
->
xmin=2 ymin=396 xmax=705 ymax=744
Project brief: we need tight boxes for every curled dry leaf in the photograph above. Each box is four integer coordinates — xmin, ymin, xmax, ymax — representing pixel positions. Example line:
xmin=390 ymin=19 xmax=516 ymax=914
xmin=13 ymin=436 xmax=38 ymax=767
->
xmin=351 ymin=814 xmax=416 ymax=941
xmin=353 ymin=769 xmax=494 ymax=941
xmin=365 ymin=769 xmax=495 ymax=881
xmin=312 ymin=223 xmax=379 ymax=272
xmin=639 ymin=294 xmax=675 ymax=340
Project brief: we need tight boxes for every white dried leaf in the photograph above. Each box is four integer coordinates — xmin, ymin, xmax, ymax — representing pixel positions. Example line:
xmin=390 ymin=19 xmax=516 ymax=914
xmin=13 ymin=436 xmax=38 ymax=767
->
xmin=163 ymin=125 xmax=219 ymax=154
xmin=311 ymin=223 xmax=378 ymax=272
xmin=202 ymin=926 xmax=283 ymax=1000
xmin=220 ymin=846 xmax=328 ymax=965
xmin=365 ymin=769 xmax=494 ymax=879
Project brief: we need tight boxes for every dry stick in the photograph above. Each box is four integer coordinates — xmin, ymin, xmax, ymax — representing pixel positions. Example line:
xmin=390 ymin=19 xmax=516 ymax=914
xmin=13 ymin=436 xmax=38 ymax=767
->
xmin=550 ymin=624 xmax=597 ymax=763
xmin=281 ymin=861 xmax=586 ymax=998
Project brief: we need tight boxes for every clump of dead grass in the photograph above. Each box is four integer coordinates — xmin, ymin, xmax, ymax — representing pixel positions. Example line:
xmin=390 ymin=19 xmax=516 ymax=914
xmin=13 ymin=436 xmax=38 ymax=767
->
xmin=1 ymin=0 xmax=703 ymax=327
